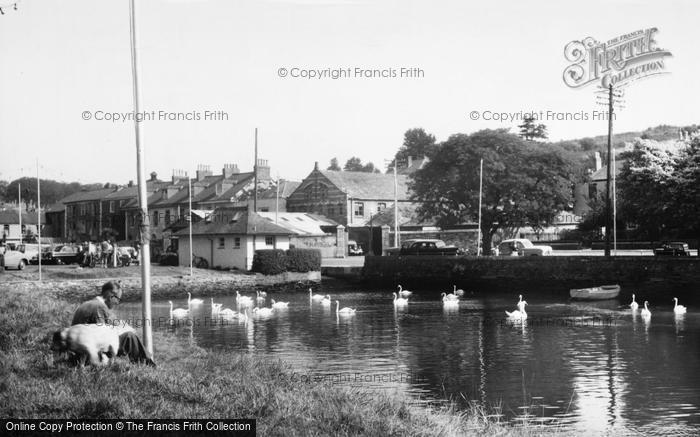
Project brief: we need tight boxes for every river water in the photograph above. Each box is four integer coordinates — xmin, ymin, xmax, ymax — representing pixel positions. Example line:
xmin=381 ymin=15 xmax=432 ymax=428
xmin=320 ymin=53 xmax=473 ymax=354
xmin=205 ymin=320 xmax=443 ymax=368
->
xmin=118 ymin=283 xmax=700 ymax=435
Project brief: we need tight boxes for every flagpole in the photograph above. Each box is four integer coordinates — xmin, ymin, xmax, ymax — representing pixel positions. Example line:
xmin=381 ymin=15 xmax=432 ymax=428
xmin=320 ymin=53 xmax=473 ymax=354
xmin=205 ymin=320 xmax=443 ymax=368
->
xmin=477 ymin=158 xmax=483 ymax=256
xmin=394 ymin=160 xmax=399 ymax=247
xmin=18 ymin=183 xmax=22 ymax=245
xmin=188 ymin=176 xmax=193 ymax=277
xmin=129 ymin=0 xmax=153 ymax=358
xmin=37 ymin=159 xmax=42 ymax=281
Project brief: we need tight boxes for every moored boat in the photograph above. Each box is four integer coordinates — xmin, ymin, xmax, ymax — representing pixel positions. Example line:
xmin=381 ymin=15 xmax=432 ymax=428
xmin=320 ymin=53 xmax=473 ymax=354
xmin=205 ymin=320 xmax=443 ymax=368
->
xmin=569 ymin=284 xmax=621 ymax=300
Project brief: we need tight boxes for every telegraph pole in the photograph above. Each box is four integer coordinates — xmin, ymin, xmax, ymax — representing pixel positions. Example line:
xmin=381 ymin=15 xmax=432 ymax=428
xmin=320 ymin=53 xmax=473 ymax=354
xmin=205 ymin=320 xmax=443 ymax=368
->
xmin=393 ymin=160 xmax=399 ymax=247
xmin=129 ymin=0 xmax=153 ymax=358
xmin=253 ymin=128 xmax=258 ymax=213
xmin=604 ymin=84 xmax=613 ymax=257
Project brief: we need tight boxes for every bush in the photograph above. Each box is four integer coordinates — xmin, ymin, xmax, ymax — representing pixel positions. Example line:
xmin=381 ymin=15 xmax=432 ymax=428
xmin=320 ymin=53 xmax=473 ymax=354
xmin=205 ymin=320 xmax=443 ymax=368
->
xmin=252 ymin=249 xmax=287 ymax=275
xmin=159 ymin=253 xmax=178 ymax=266
xmin=286 ymin=248 xmax=321 ymax=272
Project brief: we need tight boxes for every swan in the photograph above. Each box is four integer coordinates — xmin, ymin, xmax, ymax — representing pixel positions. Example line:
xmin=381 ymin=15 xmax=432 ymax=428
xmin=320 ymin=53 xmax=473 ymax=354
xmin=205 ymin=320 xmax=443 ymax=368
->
xmin=258 ymin=290 xmax=267 ymax=298
xmin=256 ymin=291 xmax=266 ymax=303
xmin=443 ymin=295 xmax=459 ymax=306
xmin=219 ymin=307 xmax=247 ymax=321
xmin=673 ymin=297 xmax=687 ymax=315
xmin=309 ymin=288 xmax=325 ymax=301
xmin=393 ymin=292 xmax=408 ymax=306
xmin=397 ymin=285 xmax=412 ymax=298
xmin=321 ymin=295 xmax=332 ymax=306
xmin=641 ymin=301 xmax=651 ymax=318
xmin=210 ymin=297 xmax=223 ymax=313
xmin=441 ymin=292 xmax=459 ymax=302
xmin=335 ymin=300 xmax=356 ymax=315
xmin=271 ymin=299 xmax=289 ymax=309
xmin=629 ymin=294 xmax=639 ymax=311
xmin=453 ymin=285 xmax=465 ymax=297
xmin=505 ymin=301 xmax=527 ymax=320
xmin=169 ymin=301 xmax=189 ymax=318
xmin=236 ymin=291 xmax=254 ymax=307
xmin=253 ymin=307 xmax=274 ymax=317
xmin=187 ymin=292 xmax=204 ymax=305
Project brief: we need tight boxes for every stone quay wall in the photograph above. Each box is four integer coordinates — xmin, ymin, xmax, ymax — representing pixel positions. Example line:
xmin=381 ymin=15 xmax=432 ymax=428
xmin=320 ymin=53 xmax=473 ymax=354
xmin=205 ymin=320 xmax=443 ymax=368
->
xmin=0 ymin=272 xmax=321 ymax=303
xmin=362 ymin=256 xmax=700 ymax=296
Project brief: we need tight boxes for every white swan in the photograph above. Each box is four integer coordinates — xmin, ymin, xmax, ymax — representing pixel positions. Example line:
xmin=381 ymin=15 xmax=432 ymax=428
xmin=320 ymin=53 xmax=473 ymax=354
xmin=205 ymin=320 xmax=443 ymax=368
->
xmin=187 ymin=292 xmax=204 ymax=305
xmin=397 ymin=285 xmax=412 ymax=298
xmin=219 ymin=307 xmax=248 ymax=322
xmin=505 ymin=301 xmax=527 ymax=320
xmin=393 ymin=292 xmax=408 ymax=306
xmin=236 ymin=291 xmax=254 ymax=307
xmin=441 ymin=292 xmax=459 ymax=302
xmin=335 ymin=300 xmax=356 ymax=315
xmin=629 ymin=294 xmax=639 ymax=311
xmin=253 ymin=307 xmax=274 ymax=317
xmin=443 ymin=295 xmax=459 ymax=306
xmin=321 ymin=295 xmax=332 ymax=306
xmin=271 ymin=299 xmax=289 ymax=309
xmin=169 ymin=301 xmax=189 ymax=318
xmin=309 ymin=288 xmax=325 ymax=301
xmin=641 ymin=301 xmax=651 ymax=318
xmin=211 ymin=297 xmax=223 ymax=313
xmin=453 ymin=285 xmax=465 ymax=297
xmin=256 ymin=291 xmax=266 ymax=303
xmin=673 ymin=297 xmax=687 ymax=315
xmin=258 ymin=290 xmax=267 ymax=298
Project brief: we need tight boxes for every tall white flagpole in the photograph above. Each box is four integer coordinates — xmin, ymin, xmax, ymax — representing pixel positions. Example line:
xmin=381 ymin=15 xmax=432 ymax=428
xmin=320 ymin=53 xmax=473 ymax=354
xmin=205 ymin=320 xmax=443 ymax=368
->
xmin=37 ymin=159 xmax=42 ymax=281
xmin=18 ymin=184 xmax=22 ymax=245
xmin=477 ymin=159 xmax=484 ymax=256
xmin=188 ymin=176 xmax=193 ymax=277
xmin=129 ymin=0 xmax=153 ymax=358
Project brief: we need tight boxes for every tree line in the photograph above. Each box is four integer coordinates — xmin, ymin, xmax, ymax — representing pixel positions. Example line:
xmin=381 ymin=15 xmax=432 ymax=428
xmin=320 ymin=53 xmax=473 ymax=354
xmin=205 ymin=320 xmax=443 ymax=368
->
xmin=0 ymin=178 xmax=104 ymax=208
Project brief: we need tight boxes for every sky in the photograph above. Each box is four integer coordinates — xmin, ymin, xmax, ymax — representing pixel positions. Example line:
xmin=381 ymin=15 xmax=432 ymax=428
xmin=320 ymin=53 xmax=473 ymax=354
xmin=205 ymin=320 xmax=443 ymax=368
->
xmin=0 ymin=0 xmax=698 ymax=185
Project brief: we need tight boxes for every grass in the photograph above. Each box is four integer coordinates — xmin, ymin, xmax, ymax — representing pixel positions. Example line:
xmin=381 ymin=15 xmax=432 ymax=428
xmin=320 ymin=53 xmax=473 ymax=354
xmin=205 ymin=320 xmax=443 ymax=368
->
xmin=0 ymin=287 xmax=559 ymax=436
xmin=0 ymin=264 xmax=248 ymax=282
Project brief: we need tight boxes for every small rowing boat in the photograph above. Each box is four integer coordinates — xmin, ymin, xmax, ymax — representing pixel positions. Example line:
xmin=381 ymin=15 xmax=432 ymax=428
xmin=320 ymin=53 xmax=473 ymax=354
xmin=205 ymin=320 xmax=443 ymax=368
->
xmin=569 ymin=284 xmax=621 ymax=300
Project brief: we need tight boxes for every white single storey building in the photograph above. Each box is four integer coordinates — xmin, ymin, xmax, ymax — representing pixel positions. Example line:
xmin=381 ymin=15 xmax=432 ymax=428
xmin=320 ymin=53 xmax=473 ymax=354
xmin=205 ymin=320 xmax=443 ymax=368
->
xmin=175 ymin=210 xmax=292 ymax=271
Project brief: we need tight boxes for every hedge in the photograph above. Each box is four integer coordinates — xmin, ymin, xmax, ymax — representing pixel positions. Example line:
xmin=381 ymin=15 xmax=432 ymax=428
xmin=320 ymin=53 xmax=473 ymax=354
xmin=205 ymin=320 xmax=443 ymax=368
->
xmin=252 ymin=248 xmax=322 ymax=275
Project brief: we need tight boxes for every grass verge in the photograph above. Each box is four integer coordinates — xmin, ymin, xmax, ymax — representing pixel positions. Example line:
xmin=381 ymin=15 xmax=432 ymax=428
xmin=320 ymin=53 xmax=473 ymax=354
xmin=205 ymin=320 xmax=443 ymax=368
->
xmin=0 ymin=287 xmax=557 ymax=436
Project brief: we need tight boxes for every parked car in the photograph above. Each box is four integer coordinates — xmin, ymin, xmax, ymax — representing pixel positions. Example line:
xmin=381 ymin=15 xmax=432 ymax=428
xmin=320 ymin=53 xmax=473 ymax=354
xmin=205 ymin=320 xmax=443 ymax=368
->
xmin=397 ymin=239 xmax=460 ymax=256
xmin=348 ymin=240 xmax=364 ymax=256
xmin=653 ymin=241 xmax=691 ymax=256
xmin=46 ymin=244 xmax=82 ymax=265
xmin=3 ymin=249 xmax=31 ymax=270
xmin=497 ymin=239 xmax=552 ymax=256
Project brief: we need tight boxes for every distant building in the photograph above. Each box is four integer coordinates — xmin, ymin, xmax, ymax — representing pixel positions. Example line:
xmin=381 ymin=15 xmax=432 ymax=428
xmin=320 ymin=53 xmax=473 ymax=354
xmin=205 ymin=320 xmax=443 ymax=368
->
xmin=0 ymin=209 xmax=40 ymax=245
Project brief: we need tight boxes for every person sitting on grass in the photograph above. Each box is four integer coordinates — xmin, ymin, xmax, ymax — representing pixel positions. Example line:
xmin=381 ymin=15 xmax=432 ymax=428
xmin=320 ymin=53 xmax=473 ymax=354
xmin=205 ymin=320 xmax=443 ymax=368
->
xmin=71 ymin=280 xmax=156 ymax=367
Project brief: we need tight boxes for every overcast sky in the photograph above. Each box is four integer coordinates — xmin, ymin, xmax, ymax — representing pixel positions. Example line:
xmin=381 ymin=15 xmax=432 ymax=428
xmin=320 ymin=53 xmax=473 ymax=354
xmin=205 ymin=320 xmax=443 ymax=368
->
xmin=1 ymin=0 xmax=698 ymax=185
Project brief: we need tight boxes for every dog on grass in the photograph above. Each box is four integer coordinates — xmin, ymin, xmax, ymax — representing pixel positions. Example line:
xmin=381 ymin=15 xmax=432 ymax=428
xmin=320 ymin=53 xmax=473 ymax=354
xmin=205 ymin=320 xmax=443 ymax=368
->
xmin=51 ymin=324 xmax=123 ymax=366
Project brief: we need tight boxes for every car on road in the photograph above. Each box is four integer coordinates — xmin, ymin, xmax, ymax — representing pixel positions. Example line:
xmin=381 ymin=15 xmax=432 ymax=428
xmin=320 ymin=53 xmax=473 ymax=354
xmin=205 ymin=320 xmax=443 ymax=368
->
xmin=653 ymin=241 xmax=691 ymax=257
xmin=45 ymin=244 xmax=82 ymax=265
xmin=395 ymin=239 xmax=460 ymax=256
xmin=3 ymin=249 xmax=31 ymax=270
xmin=498 ymin=239 xmax=553 ymax=256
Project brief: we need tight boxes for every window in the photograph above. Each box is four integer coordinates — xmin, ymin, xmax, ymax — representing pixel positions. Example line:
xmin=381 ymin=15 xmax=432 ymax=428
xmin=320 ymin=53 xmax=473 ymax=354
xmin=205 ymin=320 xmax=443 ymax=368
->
xmin=260 ymin=207 xmax=269 ymax=212
xmin=153 ymin=211 xmax=159 ymax=226
xmin=353 ymin=202 xmax=364 ymax=217
xmin=377 ymin=202 xmax=387 ymax=212
xmin=164 ymin=210 xmax=171 ymax=225
xmin=3 ymin=224 xmax=9 ymax=236
xmin=218 ymin=237 xmax=225 ymax=249
xmin=265 ymin=236 xmax=275 ymax=246
xmin=109 ymin=201 xmax=115 ymax=213
xmin=233 ymin=237 xmax=241 ymax=249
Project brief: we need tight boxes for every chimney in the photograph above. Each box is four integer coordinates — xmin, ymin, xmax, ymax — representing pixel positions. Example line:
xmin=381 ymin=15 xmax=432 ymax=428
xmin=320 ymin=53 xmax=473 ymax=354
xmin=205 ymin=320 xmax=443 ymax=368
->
xmin=128 ymin=180 xmax=134 ymax=187
xmin=223 ymin=163 xmax=239 ymax=179
xmin=196 ymin=164 xmax=212 ymax=182
xmin=150 ymin=171 xmax=158 ymax=182
xmin=256 ymin=158 xmax=271 ymax=182
xmin=172 ymin=169 xmax=188 ymax=184
xmin=594 ymin=152 xmax=602 ymax=172
xmin=314 ymin=161 xmax=319 ymax=171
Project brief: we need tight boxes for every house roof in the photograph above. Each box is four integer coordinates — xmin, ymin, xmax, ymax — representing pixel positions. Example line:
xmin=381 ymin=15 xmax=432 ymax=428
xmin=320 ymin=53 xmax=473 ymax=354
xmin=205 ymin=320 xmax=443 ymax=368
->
xmin=60 ymin=188 xmax=119 ymax=204
xmin=367 ymin=203 xmax=431 ymax=227
xmin=397 ymin=156 xmax=429 ymax=175
xmin=590 ymin=160 xmax=624 ymax=182
xmin=174 ymin=210 xmax=293 ymax=236
xmin=256 ymin=212 xmax=338 ymax=235
xmin=317 ymin=170 xmax=410 ymax=200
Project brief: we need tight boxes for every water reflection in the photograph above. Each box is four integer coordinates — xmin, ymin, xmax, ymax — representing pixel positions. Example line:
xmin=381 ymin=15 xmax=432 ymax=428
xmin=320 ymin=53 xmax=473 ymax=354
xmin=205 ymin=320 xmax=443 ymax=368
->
xmin=118 ymin=288 xmax=700 ymax=435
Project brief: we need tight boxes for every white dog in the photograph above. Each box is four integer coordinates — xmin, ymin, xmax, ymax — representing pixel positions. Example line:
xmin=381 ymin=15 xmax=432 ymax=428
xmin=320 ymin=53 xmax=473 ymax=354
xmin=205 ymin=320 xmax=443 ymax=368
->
xmin=51 ymin=324 xmax=123 ymax=366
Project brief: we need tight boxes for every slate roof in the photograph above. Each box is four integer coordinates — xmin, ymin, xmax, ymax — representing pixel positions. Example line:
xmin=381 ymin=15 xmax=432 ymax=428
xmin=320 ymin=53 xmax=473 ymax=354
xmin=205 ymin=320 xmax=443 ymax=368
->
xmin=317 ymin=170 xmax=410 ymax=200
xmin=256 ymin=212 xmax=337 ymax=235
xmin=174 ymin=210 xmax=292 ymax=236
xmin=60 ymin=188 xmax=119 ymax=204
xmin=590 ymin=160 xmax=624 ymax=182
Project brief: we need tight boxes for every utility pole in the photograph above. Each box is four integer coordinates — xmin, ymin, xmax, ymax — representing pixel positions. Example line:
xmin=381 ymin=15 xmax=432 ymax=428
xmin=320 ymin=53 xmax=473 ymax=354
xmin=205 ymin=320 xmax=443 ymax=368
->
xmin=129 ymin=0 xmax=153 ymax=359
xmin=393 ymin=159 xmax=399 ymax=247
xmin=188 ymin=175 xmax=193 ymax=277
xmin=477 ymin=158 xmax=484 ymax=256
xmin=253 ymin=128 xmax=258 ymax=213
xmin=37 ymin=159 xmax=41 ymax=281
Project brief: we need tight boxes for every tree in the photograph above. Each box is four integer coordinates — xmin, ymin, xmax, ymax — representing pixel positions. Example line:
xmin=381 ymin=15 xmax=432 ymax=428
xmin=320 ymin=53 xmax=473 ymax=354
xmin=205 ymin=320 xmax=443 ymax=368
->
xmin=669 ymin=137 xmax=700 ymax=245
xmin=388 ymin=128 xmax=436 ymax=172
xmin=343 ymin=157 xmax=380 ymax=173
xmin=410 ymin=129 xmax=574 ymax=251
xmin=518 ymin=115 xmax=548 ymax=141
xmin=327 ymin=158 xmax=341 ymax=171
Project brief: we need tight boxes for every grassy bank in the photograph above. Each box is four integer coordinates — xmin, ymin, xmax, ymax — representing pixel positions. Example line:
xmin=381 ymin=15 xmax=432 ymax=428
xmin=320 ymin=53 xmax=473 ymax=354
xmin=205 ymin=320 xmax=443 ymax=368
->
xmin=0 ymin=264 xmax=249 ymax=282
xmin=0 ymin=288 xmax=554 ymax=436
